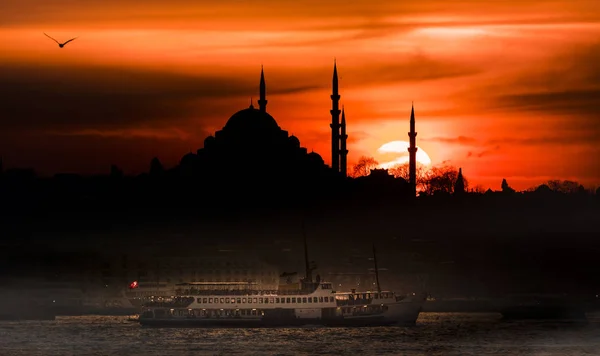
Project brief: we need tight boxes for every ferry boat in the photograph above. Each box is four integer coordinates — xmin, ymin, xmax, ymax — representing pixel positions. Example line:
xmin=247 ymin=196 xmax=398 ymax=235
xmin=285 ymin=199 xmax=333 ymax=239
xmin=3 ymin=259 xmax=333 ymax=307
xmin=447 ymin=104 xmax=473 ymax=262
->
xmin=139 ymin=242 xmax=425 ymax=327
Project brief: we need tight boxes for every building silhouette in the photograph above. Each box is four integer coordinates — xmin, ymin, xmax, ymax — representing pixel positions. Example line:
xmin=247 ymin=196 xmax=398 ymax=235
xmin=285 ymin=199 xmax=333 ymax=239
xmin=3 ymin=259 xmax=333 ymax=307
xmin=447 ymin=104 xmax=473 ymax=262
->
xmin=178 ymin=62 xmax=356 ymax=190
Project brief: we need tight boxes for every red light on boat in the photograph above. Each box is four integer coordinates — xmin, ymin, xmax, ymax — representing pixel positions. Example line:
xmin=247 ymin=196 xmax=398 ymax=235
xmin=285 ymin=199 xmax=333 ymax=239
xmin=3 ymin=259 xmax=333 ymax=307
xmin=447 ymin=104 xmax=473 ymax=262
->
xmin=129 ymin=281 xmax=139 ymax=289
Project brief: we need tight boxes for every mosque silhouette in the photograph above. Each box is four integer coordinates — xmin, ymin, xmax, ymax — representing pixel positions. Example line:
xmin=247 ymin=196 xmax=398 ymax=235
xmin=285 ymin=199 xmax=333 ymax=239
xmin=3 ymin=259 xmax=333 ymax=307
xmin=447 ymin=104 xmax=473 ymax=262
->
xmin=173 ymin=62 xmax=416 ymax=200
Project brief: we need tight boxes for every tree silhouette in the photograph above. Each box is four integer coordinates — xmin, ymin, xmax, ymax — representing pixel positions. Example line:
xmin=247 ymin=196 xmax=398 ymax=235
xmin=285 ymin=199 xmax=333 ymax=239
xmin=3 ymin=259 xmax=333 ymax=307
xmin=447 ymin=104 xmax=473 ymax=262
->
xmin=388 ymin=162 xmax=427 ymax=190
xmin=501 ymin=178 xmax=515 ymax=193
xmin=351 ymin=156 xmax=379 ymax=178
xmin=546 ymin=180 xmax=582 ymax=194
xmin=472 ymin=185 xmax=486 ymax=194
xmin=421 ymin=165 xmax=468 ymax=195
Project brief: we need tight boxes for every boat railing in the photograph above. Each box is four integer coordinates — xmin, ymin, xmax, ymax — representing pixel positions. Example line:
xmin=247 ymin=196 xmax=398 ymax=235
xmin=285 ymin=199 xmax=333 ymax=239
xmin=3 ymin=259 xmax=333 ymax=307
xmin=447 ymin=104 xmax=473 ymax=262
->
xmin=143 ymin=296 xmax=195 ymax=308
xmin=171 ymin=286 xmax=322 ymax=297
xmin=175 ymin=289 xmax=280 ymax=296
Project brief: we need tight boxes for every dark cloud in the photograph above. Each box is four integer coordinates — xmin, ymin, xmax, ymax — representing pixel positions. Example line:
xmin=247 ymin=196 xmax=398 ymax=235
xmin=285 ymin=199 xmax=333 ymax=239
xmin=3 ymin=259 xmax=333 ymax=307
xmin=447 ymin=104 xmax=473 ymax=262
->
xmin=347 ymin=55 xmax=482 ymax=85
xmin=2 ymin=0 xmax=598 ymax=28
xmin=423 ymin=136 xmax=479 ymax=145
xmin=0 ymin=131 xmax=196 ymax=175
xmin=467 ymin=145 xmax=500 ymax=158
xmin=488 ymin=134 xmax=599 ymax=146
xmin=494 ymin=89 xmax=600 ymax=118
xmin=427 ymin=134 xmax=598 ymax=147
xmin=296 ymin=129 xmax=369 ymax=148
xmin=472 ymin=41 xmax=600 ymax=129
xmin=0 ymin=63 xmax=319 ymax=132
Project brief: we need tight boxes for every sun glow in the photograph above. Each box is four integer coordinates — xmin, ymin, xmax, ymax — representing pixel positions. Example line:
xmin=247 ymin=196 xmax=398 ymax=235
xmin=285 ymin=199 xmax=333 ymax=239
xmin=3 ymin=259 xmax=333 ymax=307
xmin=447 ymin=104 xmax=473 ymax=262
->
xmin=377 ymin=141 xmax=432 ymax=169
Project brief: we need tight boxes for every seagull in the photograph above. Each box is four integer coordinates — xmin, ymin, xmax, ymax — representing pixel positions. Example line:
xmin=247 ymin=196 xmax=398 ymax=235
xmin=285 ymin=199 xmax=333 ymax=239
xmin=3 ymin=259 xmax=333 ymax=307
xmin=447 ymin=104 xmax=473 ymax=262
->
xmin=44 ymin=33 xmax=78 ymax=48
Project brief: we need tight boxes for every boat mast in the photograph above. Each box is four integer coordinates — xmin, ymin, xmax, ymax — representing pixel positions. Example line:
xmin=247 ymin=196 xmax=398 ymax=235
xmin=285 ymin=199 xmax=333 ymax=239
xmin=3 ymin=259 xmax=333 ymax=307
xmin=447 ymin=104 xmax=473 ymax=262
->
xmin=302 ymin=219 xmax=312 ymax=283
xmin=372 ymin=243 xmax=382 ymax=294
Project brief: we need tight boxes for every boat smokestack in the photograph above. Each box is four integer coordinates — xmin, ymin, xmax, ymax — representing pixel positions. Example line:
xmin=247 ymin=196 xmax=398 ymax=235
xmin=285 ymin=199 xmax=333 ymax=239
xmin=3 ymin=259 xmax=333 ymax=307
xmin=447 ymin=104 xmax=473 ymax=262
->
xmin=302 ymin=219 xmax=312 ymax=283
xmin=373 ymin=243 xmax=382 ymax=294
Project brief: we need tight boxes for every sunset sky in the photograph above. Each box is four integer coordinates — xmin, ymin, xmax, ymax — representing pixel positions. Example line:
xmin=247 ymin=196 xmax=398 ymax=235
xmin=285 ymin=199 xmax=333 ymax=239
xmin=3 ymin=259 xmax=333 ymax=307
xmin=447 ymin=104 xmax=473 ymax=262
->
xmin=1 ymin=0 xmax=599 ymax=190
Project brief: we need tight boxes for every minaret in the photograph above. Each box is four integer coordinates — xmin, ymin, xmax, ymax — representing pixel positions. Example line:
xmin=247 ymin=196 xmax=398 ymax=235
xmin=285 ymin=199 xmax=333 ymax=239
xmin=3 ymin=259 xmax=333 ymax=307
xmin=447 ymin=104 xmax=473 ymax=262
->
xmin=408 ymin=103 xmax=418 ymax=196
xmin=454 ymin=168 xmax=465 ymax=195
xmin=330 ymin=59 xmax=341 ymax=173
xmin=340 ymin=106 xmax=348 ymax=177
xmin=258 ymin=65 xmax=267 ymax=112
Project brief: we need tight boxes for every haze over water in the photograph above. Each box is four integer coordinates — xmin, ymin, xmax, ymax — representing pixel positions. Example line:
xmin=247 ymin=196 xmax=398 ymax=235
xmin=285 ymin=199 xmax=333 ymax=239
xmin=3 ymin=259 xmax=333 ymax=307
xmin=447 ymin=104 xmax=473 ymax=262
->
xmin=1 ymin=313 xmax=599 ymax=355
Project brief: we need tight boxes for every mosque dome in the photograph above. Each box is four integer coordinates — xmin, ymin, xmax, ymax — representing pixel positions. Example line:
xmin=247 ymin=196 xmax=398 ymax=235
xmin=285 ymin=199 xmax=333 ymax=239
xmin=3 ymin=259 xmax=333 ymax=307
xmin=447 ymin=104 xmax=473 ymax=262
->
xmin=224 ymin=105 xmax=279 ymax=133
xmin=180 ymin=152 xmax=197 ymax=166
xmin=288 ymin=135 xmax=300 ymax=148
xmin=204 ymin=135 xmax=216 ymax=148
xmin=307 ymin=151 xmax=324 ymax=166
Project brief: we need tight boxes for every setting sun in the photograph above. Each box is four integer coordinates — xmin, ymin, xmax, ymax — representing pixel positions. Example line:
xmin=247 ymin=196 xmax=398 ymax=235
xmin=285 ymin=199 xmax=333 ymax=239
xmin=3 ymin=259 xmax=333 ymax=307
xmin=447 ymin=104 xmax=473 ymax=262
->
xmin=377 ymin=141 xmax=432 ymax=169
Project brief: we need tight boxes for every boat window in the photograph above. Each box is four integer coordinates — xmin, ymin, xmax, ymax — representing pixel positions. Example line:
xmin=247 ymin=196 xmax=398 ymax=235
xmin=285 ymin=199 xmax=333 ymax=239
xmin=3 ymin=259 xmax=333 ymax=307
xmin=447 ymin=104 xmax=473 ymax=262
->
xmin=242 ymin=298 xmax=246 ymax=303
xmin=197 ymin=298 xmax=202 ymax=303
xmin=237 ymin=298 xmax=241 ymax=304
xmin=286 ymin=298 xmax=290 ymax=303
xmin=226 ymin=298 xmax=230 ymax=303
xmin=375 ymin=293 xmax=379 ymax=299
xmin=270 ymin=298 xmax=274 ymax=304
xmin=276 ymin=298 xmax=280 ymax=303
xmin=292 ymin=298 xmax=296 ymax=303
xmin=264 ymin=298 xmax=268 ymax=304
xmin=253 ymin=298 xmax=257 ymax=303
xmin=308 ymin=297 xmax=312 ymax=303
xmin=259 ymin=298 xmax=263 ymax=304
xmin=302 ymin=297 xmax=307 ymax=303
xmin=319 ymin=297 xmax=323 ymax=303
xmin=313 ymin=297 xmax=318 ymax=303
xmin=220 ymin=298 xmax=224 ymax=303
xmin=209 ymin=298 xmax=213 ymax=303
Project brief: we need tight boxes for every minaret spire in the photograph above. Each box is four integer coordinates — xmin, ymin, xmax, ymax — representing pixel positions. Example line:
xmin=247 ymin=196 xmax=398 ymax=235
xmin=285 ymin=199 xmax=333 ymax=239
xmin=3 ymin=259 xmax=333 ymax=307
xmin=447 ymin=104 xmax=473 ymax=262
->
xmin=330 ymin=59 xmax=341 ymax=173
xmin=258 ymin=65 xmax=267 ymax=112
xmin=340 ymin=106 xmax=348 ymax=178
xmin=408 ymin=102 xmax=418 ymax=196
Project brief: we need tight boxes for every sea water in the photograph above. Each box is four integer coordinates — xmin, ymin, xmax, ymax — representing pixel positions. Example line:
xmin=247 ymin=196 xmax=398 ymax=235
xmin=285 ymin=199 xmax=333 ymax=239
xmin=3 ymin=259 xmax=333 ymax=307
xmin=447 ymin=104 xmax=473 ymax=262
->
xmin=0 ymin=313 xmax=598 ymax=355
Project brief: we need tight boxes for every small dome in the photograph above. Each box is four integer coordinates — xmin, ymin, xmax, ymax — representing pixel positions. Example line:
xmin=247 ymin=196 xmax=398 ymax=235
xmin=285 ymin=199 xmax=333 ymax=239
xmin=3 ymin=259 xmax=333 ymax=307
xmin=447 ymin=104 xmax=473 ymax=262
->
xmin=307 ymin=151 xmax=324 ymax=165
xmin=204 ymin=135 xmax=216 ymax=148
xmin=180 ymin=152 xmax=197 ymax=165
xmin=224 ymin=106 xmax=279 ymax=133
xmin=288 ymin=135 xmax=300 ymax=147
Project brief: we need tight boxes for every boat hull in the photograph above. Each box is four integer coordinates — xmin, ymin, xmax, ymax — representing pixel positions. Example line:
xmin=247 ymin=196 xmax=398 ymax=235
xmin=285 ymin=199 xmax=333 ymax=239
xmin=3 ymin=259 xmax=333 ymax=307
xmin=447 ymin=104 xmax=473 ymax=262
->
xmin=139 ymin=301 xmax=422 ymax=328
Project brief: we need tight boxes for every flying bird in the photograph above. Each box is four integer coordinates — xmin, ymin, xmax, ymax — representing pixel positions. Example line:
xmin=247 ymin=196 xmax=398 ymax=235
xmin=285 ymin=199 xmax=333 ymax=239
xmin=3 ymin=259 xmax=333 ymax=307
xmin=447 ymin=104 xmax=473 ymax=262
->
xmin=44 ymin=33 xmax=78 ymax=48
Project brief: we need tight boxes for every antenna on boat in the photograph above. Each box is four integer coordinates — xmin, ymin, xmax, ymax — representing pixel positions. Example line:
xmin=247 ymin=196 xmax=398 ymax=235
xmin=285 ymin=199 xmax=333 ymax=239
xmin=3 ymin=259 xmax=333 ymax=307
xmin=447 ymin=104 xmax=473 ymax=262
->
xmin=372 ymin=243 xmax=382 ymax=294
xmin=302 ymin=218 xmax=312 ymax=283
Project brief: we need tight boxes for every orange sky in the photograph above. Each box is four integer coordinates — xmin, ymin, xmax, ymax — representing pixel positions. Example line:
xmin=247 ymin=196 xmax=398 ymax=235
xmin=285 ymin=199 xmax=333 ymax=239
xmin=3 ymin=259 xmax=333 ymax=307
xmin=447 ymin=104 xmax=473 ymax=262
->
xmin=1 ymin=0 xmax=599 ymax=190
